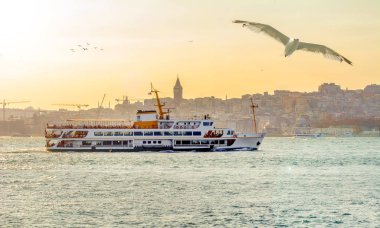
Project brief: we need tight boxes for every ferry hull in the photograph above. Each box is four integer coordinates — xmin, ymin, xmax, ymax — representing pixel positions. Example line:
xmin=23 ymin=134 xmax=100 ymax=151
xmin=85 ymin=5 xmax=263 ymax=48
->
xmin=46 ymin=134 xmax=265 ymax=152
xmin=46 ymin=147 xmax=258 ymax=152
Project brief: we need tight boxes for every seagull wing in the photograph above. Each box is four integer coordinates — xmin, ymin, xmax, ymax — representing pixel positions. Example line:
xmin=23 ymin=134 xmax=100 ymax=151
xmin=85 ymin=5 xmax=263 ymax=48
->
xmin=233 ymin=20 xmax=290 ymax=46
xmin=297 ymin=42 xmax=352 ymax=65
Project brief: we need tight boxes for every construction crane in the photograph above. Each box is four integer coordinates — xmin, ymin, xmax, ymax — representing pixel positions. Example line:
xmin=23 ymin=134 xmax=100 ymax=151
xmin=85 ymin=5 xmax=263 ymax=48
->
xmin=0 ymin=100 xmax=31 ymax=121
xmin=97 ymin=94 xmax=106 ymax=118
xmin=98 ymin=94 xmax=106 ymax=108
xmin=52 ymin=104 xmax=89 ymax=111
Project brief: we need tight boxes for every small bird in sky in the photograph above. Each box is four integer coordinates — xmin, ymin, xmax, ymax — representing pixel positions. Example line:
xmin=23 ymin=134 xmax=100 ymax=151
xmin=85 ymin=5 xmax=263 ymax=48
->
xmin=71 ymin=43 xmax=104 ymax=52
xmin=233 ymin=20 xmax=352 ymax=65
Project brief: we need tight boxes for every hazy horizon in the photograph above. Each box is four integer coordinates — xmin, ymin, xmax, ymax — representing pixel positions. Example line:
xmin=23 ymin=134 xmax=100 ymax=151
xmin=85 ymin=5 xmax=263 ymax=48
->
xmin=1 ymin=0 xmax=379 ymax=109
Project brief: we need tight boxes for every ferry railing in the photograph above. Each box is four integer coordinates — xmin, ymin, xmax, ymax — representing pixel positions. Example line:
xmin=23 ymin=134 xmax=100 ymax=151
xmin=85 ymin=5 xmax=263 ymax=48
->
xmin=47 ymin=124 xmax=135 ymax=129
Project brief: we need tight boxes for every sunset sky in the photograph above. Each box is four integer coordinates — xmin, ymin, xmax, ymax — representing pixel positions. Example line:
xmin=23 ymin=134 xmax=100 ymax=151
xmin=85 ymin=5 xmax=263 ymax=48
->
xmin=0 ymin=0 xmax=379 ymax=109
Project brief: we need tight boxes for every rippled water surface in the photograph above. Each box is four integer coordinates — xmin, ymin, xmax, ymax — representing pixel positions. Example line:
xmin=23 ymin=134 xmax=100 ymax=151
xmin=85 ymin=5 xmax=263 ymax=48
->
xmin=0 ymin=137 xmax=379 ymax=227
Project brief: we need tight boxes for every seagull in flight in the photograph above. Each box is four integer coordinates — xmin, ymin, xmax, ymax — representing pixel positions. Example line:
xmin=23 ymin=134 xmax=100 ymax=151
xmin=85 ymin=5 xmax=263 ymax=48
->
xmin=233 ymin=20 xmax=352 ymax=65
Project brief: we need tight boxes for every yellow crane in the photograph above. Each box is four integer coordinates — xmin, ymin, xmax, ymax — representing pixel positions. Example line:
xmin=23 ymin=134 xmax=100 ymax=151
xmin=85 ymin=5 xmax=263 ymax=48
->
xmin=0 ymin=100 xmax=31 ymax=121
xmin=52 ymin=104 xmax=89 ymax=111
xmin=149 ymin=83 xmax=168 ymax=120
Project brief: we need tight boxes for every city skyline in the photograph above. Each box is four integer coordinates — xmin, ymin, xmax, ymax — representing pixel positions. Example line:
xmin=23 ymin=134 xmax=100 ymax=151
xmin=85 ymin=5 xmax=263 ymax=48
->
xmin=1 ymin=0 xmax=379 ymax=109
xmin=3 ymin=81 xmax=379 ymax=111
xmin=2 ymin=80 xmax=378 ymax=137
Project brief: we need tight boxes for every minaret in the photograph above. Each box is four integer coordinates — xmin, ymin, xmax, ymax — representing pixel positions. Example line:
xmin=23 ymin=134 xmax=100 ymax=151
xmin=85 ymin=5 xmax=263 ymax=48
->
xmin=173 ymin=76 xmax=183 ymax=105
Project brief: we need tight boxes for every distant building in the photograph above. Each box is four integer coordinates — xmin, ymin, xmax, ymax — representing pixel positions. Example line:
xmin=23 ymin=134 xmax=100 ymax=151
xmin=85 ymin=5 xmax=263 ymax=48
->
xmin=274 ymin=90 xmax=291 ymax=97
xmin=173 ymin=76 xmax=183 ymax=104
xmin=318 ymin=83 xmax=342 ymax=95
xmin=363 ymin=84 xmax=380 ymax=95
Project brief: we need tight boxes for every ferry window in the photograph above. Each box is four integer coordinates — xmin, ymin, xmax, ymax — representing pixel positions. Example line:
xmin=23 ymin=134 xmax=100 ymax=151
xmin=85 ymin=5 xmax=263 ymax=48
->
xmin=158 ymin=141 xmax=161 ymax=144
xmin=174 ymin=131 xmax=182 ymax=136
xmin=63 ymin=131 xmax=74 ymax=138
xmin=96 ymin=141 xmax=102 ymax=146
xmin=191 ymin=140 xmax=200 ymax=144
xmin=114 ymin=132 xmax=123 ymax=136
xmin=113 ymin=141 xmax=122 ymax=146
xmin=219 ymin=140 xmax=225 ymax=145
xmin=210 ymin=122 xmax=213 ymax=126
xmin=164 ymin=131 xmax=173 ymax=136
xmin=148 ymin=141 xmax=151 ymax=144
xmin=134 ymin=132 xmax=143 ymax=136
xmin=175 ymin=140 xmax=181 ymax=145
xmin=184 ymin=131 xmax=192 ymax=136
xmin=201 ymin=140 xmax=208 ymax=145
xmin=193 ymin=131 xmax=201 ymax=136
xmin=124 ymin=132 xmax=133 ymax=136
xmin=94 ymin=132 xmax=103 ymax=136
xmin=203 ymin=122 xmax=209 ymax=126
xmin=74 ymin=131 xmax=88 ymax=138
xmin=105 ymin=132 xmax=113 ymax=136
xmin=154 ymin=131 xmax=162 ymax=136
xmin=144 ymin=131 xmax=153 ymax=136
xmin=153 ymin=141 xmax=156 ymax=144
xmin=82 ymin=141 xmax=91 ymax=146
xmin=103 ymin=141 xmax=112 ymax=145
xmin=210 ymin=140 xmax=217 ymax=145
xmin=123 ymin=141 xmax=129 ymax=145
xmin=143 ymin=141 xmax=146 ymax=144
xmin=182 ymin=140 xmax=190 ymax=145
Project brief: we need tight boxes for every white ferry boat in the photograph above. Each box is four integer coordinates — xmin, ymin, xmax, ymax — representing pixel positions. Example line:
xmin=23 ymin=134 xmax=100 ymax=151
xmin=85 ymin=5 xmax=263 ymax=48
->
xmin=293 ymin=127 xmax=322 ymax=138
xmin=294 ymin=132 xmax=322 ymax=137
xmin=45 ymin=86 xmax=265 ymax=152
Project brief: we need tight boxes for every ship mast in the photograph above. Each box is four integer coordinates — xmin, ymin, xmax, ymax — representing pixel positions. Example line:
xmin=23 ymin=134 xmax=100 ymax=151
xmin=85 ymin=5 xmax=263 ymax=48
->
xmin=250 ymin=98 xmax=258 ymax=134
xmin=150 ymin=83 xmax=166 ymax=119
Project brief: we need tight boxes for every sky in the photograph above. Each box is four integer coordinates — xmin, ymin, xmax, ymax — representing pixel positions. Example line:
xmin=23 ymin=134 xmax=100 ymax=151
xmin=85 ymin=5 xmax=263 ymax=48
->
xmin=0 ymin=0 xmax=379 ymax=109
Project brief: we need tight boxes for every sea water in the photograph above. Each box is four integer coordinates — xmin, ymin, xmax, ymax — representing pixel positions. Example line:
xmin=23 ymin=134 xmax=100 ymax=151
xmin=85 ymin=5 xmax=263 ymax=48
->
xmin=0 ymin=137 xmax=379 ymax=227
